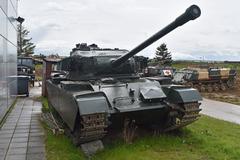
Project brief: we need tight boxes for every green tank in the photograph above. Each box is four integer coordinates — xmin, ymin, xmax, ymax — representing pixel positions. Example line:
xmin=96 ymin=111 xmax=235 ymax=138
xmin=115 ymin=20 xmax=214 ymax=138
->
xmin=46 ymin=5 xmax=202 ymax=145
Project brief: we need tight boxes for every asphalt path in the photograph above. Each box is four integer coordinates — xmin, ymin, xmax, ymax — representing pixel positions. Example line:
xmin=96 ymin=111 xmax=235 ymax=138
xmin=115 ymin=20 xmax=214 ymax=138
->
xmin=201 ymin=98 xmax=240 ymax=125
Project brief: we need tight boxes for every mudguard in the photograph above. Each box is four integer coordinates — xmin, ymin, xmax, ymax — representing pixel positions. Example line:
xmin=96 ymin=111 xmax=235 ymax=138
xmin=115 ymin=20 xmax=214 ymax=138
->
xmin=162 ymin=85 xmax=202 ymax=103
xmin=76 ymin=93 xmax=109 ymax=116
xmin=47 ymin=80 xmax=110 ymax=131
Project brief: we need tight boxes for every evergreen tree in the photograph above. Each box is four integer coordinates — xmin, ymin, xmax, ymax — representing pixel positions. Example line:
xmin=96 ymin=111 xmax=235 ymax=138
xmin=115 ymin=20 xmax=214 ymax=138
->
xmin=155 ymin=43 xmax=172 ymax=66
xmin=17 ymin=25 xmax=36 ymax=57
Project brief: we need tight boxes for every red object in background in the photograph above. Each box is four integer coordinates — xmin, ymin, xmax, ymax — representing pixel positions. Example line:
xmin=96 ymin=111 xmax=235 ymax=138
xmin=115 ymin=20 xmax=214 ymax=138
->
xmin=42 ymin=58 xmax=61 ymax=97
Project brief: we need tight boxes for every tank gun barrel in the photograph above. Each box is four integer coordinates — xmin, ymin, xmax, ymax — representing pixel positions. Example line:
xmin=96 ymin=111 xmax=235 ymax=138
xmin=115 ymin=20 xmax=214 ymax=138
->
xmin=112 ymin=5 xmax=201 ymax=67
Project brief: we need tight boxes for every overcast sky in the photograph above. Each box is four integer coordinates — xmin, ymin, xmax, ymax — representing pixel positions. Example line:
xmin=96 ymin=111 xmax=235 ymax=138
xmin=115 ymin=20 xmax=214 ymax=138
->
xmin=19 ymin=0 xmax=240 ymax=61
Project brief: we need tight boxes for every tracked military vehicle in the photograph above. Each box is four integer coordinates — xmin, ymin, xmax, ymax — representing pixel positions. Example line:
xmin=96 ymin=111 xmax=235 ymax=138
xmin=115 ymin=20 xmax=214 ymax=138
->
xmin=173 ymin=67 xmax=237 ymax=92
xmin=46 ymin=5 xmax=202 ymax=145
xmin=143 ymin=66 xmax=174 ymax=78
xmin=143 ymin=66 xmax=175 ymax=85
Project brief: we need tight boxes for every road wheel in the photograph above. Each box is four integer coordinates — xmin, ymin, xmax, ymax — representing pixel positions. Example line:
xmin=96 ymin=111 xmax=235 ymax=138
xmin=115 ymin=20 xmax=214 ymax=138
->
xmin=220 ymin=83 xmax=226 ymax=91
xmin=207 ymin=85 xmax=213 ymax=93
xmin=227 ymin=79 xmax=235 ymax=88
xmin=213 ymin=84 xmax=219 ymax=92
xmin=186 ymin=82 xmax=193 ymax=88
xmin=193 ymin=84 xmax=200 ymax=91
xmin=200 ymin=85 xmax=206 ymax=92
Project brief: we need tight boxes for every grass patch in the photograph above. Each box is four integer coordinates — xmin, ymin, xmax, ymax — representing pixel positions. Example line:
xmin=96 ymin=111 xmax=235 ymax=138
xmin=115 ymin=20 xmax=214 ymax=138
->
xmin=92 ymin=116 xmax=240 ymax=160
xmin=35 ymin=64 xmax=43 ymax=81
xmin=37 ymin=96 xmax=52 ymax=113
xmin=44 ymin=126 xmax=86 ymax=160
xmin=172 ymin=61 xmax=240 ymax=70
xmin=41 ymin=98 xmax=240 ymax=160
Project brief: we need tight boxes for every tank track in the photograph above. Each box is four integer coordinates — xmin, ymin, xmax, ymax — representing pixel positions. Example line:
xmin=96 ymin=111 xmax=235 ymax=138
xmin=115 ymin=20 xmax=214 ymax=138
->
xmin=72 ymin=113 xmax=108 ymax=145
xmin=188 ymin=78 xmax=237 ymax=93
xmin=164 ymin=102 xmax=201 ymax=132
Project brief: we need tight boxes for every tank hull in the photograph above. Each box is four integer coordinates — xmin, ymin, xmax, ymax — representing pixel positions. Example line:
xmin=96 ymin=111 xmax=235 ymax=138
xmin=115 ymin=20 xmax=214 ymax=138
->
xmin=46 ymin=79 xmax=202 ymax=144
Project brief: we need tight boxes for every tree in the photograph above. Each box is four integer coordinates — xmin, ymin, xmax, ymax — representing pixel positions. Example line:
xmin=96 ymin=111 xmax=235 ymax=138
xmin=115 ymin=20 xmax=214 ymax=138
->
xmin=17 ymin=25 xmax=36 ymax=57
xmin=155 ymin=43 xmax=172 ymax=66
xmin=33 ymin=53 xmax=46 ymax=60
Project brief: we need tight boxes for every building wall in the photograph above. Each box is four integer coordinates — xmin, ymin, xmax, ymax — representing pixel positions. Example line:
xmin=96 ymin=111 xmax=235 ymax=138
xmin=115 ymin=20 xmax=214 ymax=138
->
xmin=0 ymin=0 xmax=18 ymax=121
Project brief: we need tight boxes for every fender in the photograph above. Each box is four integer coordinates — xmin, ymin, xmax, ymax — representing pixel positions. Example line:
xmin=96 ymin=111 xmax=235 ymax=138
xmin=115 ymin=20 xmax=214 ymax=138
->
xmin=75 ymin=93 xmax=109 ymax=116
xmin=162 ymin=85 xmax=202 ymax=103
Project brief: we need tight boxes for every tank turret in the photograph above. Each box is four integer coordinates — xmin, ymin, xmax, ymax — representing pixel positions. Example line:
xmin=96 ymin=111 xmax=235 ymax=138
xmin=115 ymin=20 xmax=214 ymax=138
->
xmin=62 ymin=5 xmax=200 ymax=80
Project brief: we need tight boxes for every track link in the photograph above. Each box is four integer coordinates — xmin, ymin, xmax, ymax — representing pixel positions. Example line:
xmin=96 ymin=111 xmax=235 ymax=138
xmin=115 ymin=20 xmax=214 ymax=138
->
xmin=73 ymin=113 xmax=108 ymax=144
xmin=164 ymin=102 xmax=201 ymax=132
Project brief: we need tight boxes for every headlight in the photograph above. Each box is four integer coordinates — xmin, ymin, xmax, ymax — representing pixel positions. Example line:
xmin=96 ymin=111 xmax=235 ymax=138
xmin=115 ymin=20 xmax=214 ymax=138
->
xmin=33 ymin=70 xmax=35 ymax=74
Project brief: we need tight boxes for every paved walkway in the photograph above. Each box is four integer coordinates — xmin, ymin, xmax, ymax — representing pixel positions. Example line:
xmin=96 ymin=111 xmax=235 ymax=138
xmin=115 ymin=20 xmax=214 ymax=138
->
xmin=201 ymin=98 xmax=240 ymax=125
xmin=0 ymin=86 xmax=45 ymax=160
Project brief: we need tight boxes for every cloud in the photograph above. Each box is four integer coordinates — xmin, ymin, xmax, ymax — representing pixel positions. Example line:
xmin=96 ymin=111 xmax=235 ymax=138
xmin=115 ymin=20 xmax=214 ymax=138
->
xmin=172 ymin=52 xmax=197 ymax=60
xmin=19 ymin=0 xmax=240 ymax=60
xmin=35 ymin=40 xmax=71 ymax=55
xmin=44 ymin=2 xmax=65 ymax=11
xmin=30 ymin=23 xmax=62 ymax=43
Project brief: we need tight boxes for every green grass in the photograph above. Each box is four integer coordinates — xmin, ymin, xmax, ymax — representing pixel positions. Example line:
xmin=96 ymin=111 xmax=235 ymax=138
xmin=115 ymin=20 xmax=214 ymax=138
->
xmin=91 ymin=116 xmax=240 ymax=160
xmin=43 ymin=116 xmax=240 ymax=160
xmin=42 ymin=110 xmax=240 ymax=160
xmin=38 ymin=96 xmax=53 ymax=113
xmin=35 ymin=64 xmax=43 ymax=80
xmin=172 ymin=61 xmax=240 ymax=71
xmin=45 ymin=128 xmax=86 ymax=160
